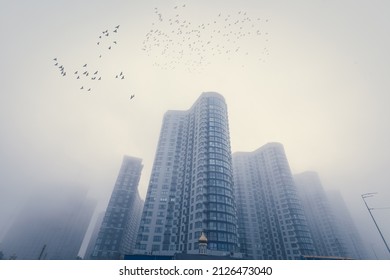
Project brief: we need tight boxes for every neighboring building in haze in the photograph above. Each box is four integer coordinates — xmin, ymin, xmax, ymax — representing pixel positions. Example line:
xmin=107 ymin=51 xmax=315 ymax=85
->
xmin=294 ymin=171 xmax=349 ymax=258
xmin=135 ymin=92 xmax=239 ymax=257
xmin=90 ymin=156 xmax=144 ymax=259
xmin=233 ymin=143 xmax=316 ymax=260
xmin=1 ymin=186 xmax=95 ymax=260
xmin=326 ymin=190 xmax=370 ymax=259
xmin=84 ymin=211 xmax=105 ymax=259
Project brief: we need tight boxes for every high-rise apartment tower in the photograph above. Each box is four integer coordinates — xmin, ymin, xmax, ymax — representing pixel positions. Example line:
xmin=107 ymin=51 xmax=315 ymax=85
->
xmin=90 ymin=156 xmax=144 ymax=259
xmin=294 ymin=171 xmax=349 ymax=258
xmin=135 ymin=92 xmax=238 ymax=256
xmin=233 ymin=143 xmax=316 ymax=259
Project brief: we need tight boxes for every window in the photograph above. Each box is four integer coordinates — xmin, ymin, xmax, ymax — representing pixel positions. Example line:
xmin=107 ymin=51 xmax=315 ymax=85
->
xmin=153 ymin=236 xmax=162 ymax=242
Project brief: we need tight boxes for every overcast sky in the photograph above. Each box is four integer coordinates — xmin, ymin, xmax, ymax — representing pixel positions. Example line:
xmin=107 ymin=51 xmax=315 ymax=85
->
xmin=1 ymin=0 xmax=389 ymax=259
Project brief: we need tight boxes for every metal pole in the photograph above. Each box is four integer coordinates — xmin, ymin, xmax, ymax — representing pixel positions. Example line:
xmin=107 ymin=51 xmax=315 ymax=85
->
xmin=361 ymin=193 xmax=390 ymax=255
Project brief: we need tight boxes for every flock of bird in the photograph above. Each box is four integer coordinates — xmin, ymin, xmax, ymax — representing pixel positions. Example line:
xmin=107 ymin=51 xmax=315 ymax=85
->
xmin=142 ymin=4 xmax=270 ymax=72
xmin=96 ymin=25 xmax=120 ymax=58
xmin=52 ymin=25 xmax=135 ymax=100
xmin=52 ymin=4 xmax=271 ymax=94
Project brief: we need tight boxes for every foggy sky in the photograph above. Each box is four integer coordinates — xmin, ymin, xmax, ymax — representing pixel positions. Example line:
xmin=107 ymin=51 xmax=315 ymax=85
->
xmin=0 ymin=0 xmax=389 ymax=259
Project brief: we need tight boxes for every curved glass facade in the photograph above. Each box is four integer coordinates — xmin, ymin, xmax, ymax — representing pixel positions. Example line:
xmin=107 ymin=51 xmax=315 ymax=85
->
xmin=135 ymin=92 xmax=238 ymax=255
xmin=202 ymin=95 xmax=237 ymax=252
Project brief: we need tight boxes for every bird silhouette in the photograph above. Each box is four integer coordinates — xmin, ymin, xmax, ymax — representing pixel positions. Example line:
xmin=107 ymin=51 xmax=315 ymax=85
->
xmin=130 ymin=94 xmax=135 ymax=99
xmin=146 ymin=7 xmax=271 ymax=71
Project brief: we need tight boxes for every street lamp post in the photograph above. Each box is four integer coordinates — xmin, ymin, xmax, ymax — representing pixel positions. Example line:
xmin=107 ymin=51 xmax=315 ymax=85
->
xmin=361 ymin=193 xmax=390 ymax=255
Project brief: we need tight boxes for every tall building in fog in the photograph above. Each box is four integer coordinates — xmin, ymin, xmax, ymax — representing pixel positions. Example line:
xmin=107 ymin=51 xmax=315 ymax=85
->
xmin=1 ymin=186 xmax=95 ymax=260
xmin=233 ymin=143 xmax=316 ymax=260
xmin=294 ymin=171 xmax=349 ymax=258
xmin=327 ymin=190 xmax=370 ymax=259
xmin=84 ymin=211 xmax=105 ymax=260
xmin=135 ymin=92 xmax=238 ymax=256
xmin=90 ymin=156 xmax=144 ymax=259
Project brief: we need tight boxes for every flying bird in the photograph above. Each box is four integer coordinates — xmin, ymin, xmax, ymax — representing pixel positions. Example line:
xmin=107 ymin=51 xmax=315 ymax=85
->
xmin=130 ymin=94 xmax=135 ymax=99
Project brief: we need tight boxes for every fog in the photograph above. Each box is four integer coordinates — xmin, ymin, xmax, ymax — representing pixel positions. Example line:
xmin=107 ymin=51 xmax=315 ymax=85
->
xmin=0 ymin=0 xmax=389 ymax=259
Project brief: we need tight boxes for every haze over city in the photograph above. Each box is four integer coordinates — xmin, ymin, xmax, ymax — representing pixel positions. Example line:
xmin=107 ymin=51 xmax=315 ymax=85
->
xmin=0 ymin=0 xmax=389 ymax=259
